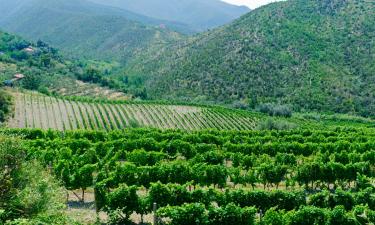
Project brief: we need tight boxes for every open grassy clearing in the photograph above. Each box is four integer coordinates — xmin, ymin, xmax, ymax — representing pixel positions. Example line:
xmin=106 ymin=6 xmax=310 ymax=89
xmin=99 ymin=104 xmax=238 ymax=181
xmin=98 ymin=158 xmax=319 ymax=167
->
xmin=6 ymin=91 xmax=259 ymax=131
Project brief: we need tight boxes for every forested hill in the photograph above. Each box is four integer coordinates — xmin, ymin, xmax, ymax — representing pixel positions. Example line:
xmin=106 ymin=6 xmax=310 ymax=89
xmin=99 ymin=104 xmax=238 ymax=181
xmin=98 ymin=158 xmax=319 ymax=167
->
xmin=0 ymin=0 xmax=183 ymax=61
xmin=88 ymin=0 xmax=250 ymax=32
xmin=0 ymin=31 xmax=127 ymax=98
xmin=124 ymin=0 xmax=375 ymax=117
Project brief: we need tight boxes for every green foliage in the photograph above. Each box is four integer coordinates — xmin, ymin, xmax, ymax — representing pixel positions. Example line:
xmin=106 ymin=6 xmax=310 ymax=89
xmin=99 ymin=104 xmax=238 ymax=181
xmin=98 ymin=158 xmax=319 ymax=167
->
xmin=0 ymin=90 xmax=12 ymax=122
xmin=258 ymin=103 xmax=293 ymax=118
xmin=257 ymin=119 xmax=297 ymax=131
xmin=0 ymin=31 xmax=124 ymax=97
xmin=0 ymin=137 xmax=69 ymax=224
xmin=157 ymin=203 xmax=256 ymax=225
xmin=106 ymin=185 xmax=139 ymax=213
xmin=1 ymin=127 xmax=375 ymax=223
xmin=284 ymin=206 xmax=329 ymax=225
xmin=89 ymin=0 xmax=249 ymax=32
xmin=21 ymin=73 xmax=42 ymax=90
xmin=123 ymin=0 xmax=375 ymax=118
xmin=0 ymin=0 xmax=183 ymax=62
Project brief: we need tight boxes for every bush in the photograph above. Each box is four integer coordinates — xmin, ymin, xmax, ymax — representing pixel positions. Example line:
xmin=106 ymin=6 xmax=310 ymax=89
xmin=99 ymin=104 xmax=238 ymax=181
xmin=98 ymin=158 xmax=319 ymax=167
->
xmin=258 ymin=103 xmax=293 ymax=117
xmin=257 ymin=119 xmax=297 ymax=130
xmin=0 ymin=137 xmax=68 ymax=224
xmin=0 ymin=90 xmax=12 ymax=122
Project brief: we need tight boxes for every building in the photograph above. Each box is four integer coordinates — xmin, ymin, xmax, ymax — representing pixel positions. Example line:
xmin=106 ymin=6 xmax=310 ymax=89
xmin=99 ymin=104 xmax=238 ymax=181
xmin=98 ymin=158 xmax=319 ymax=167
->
xmin=24 ymin=47 xmax=34 ymax=53
xmin=14 ymin=74 xmax=25 ymax=80
xmin=2 ymin=74 xmax=25 ymax=87
xmin=3 ymin=80 xmax=14 ymax=87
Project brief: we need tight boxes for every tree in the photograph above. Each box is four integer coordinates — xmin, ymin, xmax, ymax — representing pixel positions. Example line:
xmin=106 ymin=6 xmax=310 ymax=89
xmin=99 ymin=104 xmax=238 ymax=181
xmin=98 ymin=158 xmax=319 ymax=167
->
xmin=157 ymin=203 xmax=208 ymax=225
xmin=208 ymin=203 xmax=256 ymax=225
xmin=106 ymin=185 xmax=139 ymax=224
xmin=0 ymin=90 xmax=12 ymax=122
xmin=285 ymin=206 xmax=328 ymax=225
xmin=329 ymin=206 xmax=357 ymax=225
xmin=261 ymin=208 xmax=284 ymax=225
xmin=22 ymin=73 xmax=42 ymax=90
xmin=75 ymin=164 xmax=96 ymax=202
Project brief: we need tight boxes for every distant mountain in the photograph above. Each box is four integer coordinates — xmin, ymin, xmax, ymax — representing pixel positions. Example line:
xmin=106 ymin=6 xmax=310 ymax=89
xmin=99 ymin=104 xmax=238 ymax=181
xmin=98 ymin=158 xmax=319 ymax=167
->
xmin=0 ymin=0 xmax=184 ymax=61
xmin=88 ymin=0 xmax=250 ymax=31
xmin=123 ymin=0 xmax=375 ymax=117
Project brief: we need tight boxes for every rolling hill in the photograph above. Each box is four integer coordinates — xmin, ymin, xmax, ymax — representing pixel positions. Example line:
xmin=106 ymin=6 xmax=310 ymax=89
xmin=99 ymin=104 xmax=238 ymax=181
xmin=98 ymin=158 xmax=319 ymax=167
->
xmin=7 ymin=90 xmax=375 ymax=132
xmin=123 ymin=0 xmax=375 ymax=117
xmin=88 ymin=0 xmax=250 ymax=32
xmin=0 ymin=0 xmax=184 ymax=61
xmin=7 ymin=91 xmax=258 ymax=131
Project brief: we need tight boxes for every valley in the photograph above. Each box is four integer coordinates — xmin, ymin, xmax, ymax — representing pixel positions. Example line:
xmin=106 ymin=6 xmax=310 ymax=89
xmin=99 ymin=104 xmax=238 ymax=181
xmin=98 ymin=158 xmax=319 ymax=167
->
xmin=0 ymin=0 xmax=374 ymax=225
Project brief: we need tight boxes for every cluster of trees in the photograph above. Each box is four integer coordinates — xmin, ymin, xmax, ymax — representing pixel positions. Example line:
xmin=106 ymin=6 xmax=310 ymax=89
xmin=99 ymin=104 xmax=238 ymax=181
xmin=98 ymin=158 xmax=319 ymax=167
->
xmin=0 ymin=31 xmax=129 ymax=97
xmin=75 ymin=68 xmax=128 ymax=94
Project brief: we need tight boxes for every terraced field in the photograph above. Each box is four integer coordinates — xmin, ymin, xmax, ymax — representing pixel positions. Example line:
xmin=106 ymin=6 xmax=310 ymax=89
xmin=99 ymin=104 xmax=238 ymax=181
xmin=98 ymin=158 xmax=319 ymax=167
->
xmin=7 ymin=92 xmax=258 ymax=131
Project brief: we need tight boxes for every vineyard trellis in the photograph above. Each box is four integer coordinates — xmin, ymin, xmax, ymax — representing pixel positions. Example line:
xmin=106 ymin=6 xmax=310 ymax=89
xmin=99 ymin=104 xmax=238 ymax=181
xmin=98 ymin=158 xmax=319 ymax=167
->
xmin=0 ymin=127 xmax=374 ymax=224
xmin=7 ymin=92 xmax=258 ymax=131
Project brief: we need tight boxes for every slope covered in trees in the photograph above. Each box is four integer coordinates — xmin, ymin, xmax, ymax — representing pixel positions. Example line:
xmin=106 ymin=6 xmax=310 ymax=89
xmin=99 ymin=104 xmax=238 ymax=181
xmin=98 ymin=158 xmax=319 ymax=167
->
xmin=88 ymin=0 xmax=250 ymax=32
xmin=0 ymin=0 xmax=183 ymax=61
xmin=0 ymin=30 xmax=127 ymax=98
xmin=124 ymin=0 xmax=375 ymax=117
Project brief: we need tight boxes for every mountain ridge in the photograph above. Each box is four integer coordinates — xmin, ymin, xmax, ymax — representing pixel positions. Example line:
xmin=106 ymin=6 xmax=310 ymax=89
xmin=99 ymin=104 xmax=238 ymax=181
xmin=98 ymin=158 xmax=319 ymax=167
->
xmin=0 ymin=0 xmax=185 ymax=61
xmin=122 ymin=0 xmax=375 ymax=117
xmin=88 ymin=0 xmax=250 ymax=31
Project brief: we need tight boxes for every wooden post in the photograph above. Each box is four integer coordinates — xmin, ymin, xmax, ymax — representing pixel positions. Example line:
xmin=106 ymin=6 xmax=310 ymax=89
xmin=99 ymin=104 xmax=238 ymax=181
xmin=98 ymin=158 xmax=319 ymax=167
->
xmin=153 ymin=202 xmax=158 ymax=225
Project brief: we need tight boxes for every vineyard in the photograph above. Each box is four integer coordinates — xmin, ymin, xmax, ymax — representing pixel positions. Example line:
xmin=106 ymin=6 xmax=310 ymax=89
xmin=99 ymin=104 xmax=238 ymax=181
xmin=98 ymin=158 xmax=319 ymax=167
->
xmin=1 ymin=127 xmax=374 ymax=224
xmin=6 ymin=92 xmax=258 ymax=131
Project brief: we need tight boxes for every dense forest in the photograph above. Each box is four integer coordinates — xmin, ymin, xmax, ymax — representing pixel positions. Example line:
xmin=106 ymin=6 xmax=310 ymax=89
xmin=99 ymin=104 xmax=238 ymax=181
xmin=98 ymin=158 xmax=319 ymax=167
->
xmin=122 ymin=0 xmax=375 ymax=117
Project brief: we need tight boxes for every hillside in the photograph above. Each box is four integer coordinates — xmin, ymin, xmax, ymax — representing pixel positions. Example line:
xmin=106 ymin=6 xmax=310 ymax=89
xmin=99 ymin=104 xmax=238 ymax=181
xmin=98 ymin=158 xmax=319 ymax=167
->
xmin=6 ymin=91 xmax=258 ymax=131
xmin=123 ymin=0 xmax=375 ymax=117
xmin=0 ymin=30 xmax=127 ymax=98
xmin=0 ymin=0 xmax=183 ymax=61
xmin=88 ymin=0 xmax=250 ymax=32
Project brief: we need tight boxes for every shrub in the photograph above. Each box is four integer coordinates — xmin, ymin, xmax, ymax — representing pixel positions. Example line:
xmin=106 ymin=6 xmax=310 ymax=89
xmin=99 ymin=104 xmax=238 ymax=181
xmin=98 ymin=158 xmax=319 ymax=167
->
xmin=258 ymin=103 xmax=293 ymax=117
xmin=0 ymin=90 xmax=12 ymax=122
xmin=257 ymin=119 xmax=297 ymax=130
xmin=0 ymin=137 xmax=68 ymax=224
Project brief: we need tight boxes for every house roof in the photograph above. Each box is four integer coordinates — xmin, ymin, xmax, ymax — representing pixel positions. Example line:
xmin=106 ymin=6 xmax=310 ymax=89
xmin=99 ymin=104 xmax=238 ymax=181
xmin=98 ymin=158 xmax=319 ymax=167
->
xmin=14 ymin=74 xmax=25 ymax=79
xmin=24 ymin=47 xmax=34 ymax=52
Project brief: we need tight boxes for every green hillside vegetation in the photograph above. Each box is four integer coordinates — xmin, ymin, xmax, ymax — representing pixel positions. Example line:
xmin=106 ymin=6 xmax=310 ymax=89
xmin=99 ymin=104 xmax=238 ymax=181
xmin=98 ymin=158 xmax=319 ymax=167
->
xmin=123 ymin=0 xmax=375 ymax=117
xmin=0 ymin=30 xmax=71 ymax=91
xmin=88 ymin=0 xmax=250 ymax=32
xmin=0 ymin=137 xmax=73 ymax=224
xmin=0 ymin=31 xmax=129 ymax=98
xmin=0 ymin=90 xmax=12 ymax=123
xmin=0 ymin=0 xmax=183 ymax=61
